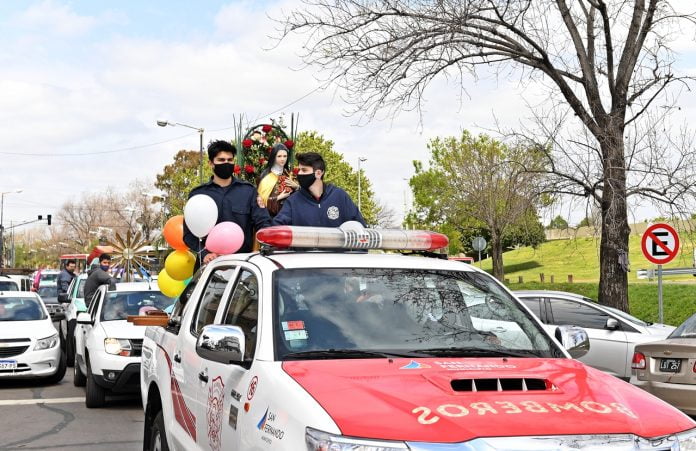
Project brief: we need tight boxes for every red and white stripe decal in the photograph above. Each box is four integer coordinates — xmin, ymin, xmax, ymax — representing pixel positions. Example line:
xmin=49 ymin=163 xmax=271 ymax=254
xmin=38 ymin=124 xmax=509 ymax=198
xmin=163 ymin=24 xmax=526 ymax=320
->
xmin=156 ymin=344 xmax=197 ymax=442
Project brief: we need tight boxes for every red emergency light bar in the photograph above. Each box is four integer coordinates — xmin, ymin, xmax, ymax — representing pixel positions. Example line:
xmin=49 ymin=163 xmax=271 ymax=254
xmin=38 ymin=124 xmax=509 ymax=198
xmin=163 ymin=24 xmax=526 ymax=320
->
xmin=256 ymin=225 xmax=449 ymax=251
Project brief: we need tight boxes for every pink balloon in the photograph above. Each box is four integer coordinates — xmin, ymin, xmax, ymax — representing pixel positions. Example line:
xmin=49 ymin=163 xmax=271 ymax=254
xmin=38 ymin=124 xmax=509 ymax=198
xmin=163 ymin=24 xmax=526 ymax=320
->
xmin=206 ymin=222 xmax=244 ymax=255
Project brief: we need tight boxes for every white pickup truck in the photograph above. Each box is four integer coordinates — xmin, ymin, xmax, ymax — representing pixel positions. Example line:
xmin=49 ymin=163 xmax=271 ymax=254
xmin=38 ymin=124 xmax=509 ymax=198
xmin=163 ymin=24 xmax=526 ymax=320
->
xmin=140 ymin=225 xmax=696 ymax=451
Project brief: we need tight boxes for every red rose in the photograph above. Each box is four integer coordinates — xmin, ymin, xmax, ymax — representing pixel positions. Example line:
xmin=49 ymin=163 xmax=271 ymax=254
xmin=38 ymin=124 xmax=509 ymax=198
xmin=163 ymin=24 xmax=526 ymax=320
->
xmin=284 ymin=139 xmax=294 ymax=149
xmin=244 ymin=164 xmax=255 ymax=174
xmin=266 ymin=146 xmax=272 ymax=153
xmin=233 ymin=165 xmax=241 ymax=174
xmin=259 ymin=158 xmax=266 ymax=165
xmin=242 ymin=139 xmax=253 ymax=148
xmin=292 ymin=167 xmax=299 ymax=175
xmin=262 ymin=124 xmax=272 ymax=133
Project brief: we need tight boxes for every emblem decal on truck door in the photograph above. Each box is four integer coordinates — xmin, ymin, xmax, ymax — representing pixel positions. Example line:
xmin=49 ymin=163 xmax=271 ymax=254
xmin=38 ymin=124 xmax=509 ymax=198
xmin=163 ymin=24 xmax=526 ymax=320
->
xmin=247 ymin=375 xmax=259 ymax=400
xmin=207 ymin=376 xmax=225 ymax=451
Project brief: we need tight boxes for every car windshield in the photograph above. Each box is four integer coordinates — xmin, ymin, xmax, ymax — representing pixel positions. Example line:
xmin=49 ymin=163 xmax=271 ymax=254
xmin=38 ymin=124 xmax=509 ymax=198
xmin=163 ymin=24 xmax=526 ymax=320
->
xmin=273 ymin=268 xmax=560 ymax=360
xmin=38 ymin=285 xmax=57 ymax=298
xmin=0 ymin=297 xmax=47 ymax=321
xmin=0 ymin=281 xmax=18 ymax=291
xmin=40 ymin=273 xmax=58 ymax=282
xmin=602 ymin=304 xmax=649 ymax=327
xmin=668 ymin=313 xmax=696 ymax=339
xmin=100 ymin=290 xmax=176 ymax=321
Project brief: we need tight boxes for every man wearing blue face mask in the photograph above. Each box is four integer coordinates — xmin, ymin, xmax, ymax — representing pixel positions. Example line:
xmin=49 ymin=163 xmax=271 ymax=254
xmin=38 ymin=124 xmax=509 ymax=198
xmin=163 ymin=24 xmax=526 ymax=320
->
xmin=84 ymin=254 xmax=116 ymax=308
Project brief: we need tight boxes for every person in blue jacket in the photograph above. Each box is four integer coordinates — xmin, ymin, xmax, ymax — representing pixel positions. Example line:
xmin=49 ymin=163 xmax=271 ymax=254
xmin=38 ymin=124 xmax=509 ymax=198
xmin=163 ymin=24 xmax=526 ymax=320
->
xmin=273 ymin=152 xmax=366 ymax=227
xmin=183 ymin=140 xmax=271 ymax=266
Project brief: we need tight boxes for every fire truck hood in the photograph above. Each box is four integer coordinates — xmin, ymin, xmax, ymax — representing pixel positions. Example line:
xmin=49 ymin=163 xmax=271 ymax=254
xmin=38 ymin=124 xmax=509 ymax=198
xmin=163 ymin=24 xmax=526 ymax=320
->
xmin=282 ymin=357 xmax=695 ymax=443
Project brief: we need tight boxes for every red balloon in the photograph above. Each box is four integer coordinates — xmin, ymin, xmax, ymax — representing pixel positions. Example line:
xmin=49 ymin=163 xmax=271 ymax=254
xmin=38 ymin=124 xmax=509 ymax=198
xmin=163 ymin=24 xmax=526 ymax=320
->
xmin=163 ymin=215 xmax=188 ymax=250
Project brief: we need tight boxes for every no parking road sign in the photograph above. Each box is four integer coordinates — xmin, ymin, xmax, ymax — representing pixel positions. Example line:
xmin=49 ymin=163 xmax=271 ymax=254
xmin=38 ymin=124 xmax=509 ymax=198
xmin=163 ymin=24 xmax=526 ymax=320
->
xmin=641 ymin=223 xmax=680 ymax=265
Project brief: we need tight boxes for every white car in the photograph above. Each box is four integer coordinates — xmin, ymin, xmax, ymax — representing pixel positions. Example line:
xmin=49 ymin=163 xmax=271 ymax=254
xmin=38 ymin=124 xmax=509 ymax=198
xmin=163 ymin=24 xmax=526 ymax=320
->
xmin=0 ymin=291 xmax=66 ymax=383
xmin=0 ymin=275 xmax=20 ymax=291
xmin=74 ymin=282 xmax=175 ymax=408
xmin=514 ymin=290 xmax=675 ymax=380
xmin=140 ymin=225 xmax=696 ymax=451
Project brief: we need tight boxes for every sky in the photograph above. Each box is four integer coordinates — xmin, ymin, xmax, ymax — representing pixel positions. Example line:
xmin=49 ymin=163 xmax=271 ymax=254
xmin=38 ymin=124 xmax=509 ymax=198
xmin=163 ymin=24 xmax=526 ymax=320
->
xmin=1 ymin=0 xmax=696 ymax=233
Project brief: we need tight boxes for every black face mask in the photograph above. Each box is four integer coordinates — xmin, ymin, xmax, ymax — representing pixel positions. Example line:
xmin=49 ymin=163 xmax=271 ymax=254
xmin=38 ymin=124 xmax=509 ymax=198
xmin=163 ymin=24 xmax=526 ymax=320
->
xmin=213 ymin=163 xmax=234 ymax=179
xmin=297 ymin=173 xmax=316 ymax=190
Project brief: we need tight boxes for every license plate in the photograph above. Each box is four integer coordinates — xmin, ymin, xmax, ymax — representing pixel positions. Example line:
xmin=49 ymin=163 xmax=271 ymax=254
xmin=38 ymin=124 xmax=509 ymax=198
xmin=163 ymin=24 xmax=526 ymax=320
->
xmin=659 ymin=358 xmax=681 ymax=372
xmin=0 ymin=360 xmax=17 ymax=370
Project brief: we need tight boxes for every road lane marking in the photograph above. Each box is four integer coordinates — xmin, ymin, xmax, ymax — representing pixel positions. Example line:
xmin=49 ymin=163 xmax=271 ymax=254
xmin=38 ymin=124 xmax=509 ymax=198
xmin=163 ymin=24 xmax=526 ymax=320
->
xmin=0 ymin=397 xmax=84 ymax=406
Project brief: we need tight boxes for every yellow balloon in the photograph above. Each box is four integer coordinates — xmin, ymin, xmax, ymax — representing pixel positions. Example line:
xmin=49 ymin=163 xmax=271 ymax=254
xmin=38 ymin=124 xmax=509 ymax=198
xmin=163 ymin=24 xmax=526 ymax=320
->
xmin=165 ymin=250 xmax=196 ymax=281
xmin=158 ymin=269 xmax=186 ymax=298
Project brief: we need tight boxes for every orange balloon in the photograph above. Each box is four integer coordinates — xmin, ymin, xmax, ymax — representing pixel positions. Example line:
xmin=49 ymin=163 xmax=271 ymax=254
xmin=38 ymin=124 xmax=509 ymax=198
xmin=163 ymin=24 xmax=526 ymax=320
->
xmin=163 ymin=215 xmax=188 ymax=250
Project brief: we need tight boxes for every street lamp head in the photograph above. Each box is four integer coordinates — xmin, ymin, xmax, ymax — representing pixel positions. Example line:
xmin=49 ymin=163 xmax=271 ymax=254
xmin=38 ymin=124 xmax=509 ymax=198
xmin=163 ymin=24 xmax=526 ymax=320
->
xmin=156 ymin=120 xmax=169 ymax=127
xmin=14 ymin=189 xmax=23 ymax=194
xmin=359 ymin=157 xmax=367 ymax=162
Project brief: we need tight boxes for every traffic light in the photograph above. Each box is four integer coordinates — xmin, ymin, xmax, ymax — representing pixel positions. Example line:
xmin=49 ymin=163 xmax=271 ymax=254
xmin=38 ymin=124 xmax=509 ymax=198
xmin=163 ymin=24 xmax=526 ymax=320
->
xmin=47 ymin=215 xmax=52 ymax=225
xmin=38 ymin=215 xmax=42 ymax=220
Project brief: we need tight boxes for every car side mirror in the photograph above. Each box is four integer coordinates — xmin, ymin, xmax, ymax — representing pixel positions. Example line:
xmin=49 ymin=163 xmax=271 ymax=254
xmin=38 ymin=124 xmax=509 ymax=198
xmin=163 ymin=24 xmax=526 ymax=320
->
xmin=76 ymin=312 xmax=93 ymax=325
xmin=58 ymin=293 xmax=69 ymax=303
xmin=52 ymin=312 xmax=66 ymax=321
xmin=555 ymin=325 xmax=590 ymax=359
xmin=605 ymin=318 xmax=619 ymax=330
xmin=196 ymin=325 xmax=245 ymax=364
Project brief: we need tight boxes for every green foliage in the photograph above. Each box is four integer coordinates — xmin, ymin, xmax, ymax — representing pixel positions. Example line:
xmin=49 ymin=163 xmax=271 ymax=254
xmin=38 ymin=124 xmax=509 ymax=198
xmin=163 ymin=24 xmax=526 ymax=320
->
xmin=295 ymin=131 xmax=378 ymax=225
xmin=155 ymin=150 xmax=213 ymax=216
xmin=510 ymin=281 xmax=696 ymax=326
xmin=577 ymin=217 xmax=592 ymax=227
xmin=407 ymin=131 xmax=546 ymax=268
xmin=548 ymin=215 xmax=569 ymax=229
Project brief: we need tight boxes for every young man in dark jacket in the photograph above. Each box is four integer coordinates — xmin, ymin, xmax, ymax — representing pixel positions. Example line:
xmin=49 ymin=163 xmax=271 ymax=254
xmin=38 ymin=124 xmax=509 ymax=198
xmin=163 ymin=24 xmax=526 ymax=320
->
xmin=273 ymin=152 xmax=366 ymax=227
xmin=57 ymin=259 xmax=77 ymax=296
xmin=83 ymin=254 xmax=115 ymax=307
xmin=183 ymin=140 xmax=272 ymax=266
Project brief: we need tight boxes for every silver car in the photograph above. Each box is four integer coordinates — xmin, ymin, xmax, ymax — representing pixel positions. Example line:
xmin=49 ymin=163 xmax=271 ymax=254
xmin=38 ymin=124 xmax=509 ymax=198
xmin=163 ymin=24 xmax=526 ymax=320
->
xmin=514 ymin=290 xmax=674 ymax=380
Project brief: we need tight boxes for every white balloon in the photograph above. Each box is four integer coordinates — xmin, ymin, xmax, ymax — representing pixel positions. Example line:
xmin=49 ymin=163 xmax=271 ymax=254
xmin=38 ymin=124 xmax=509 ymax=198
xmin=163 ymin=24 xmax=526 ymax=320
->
xmin=184 ymin=194 xmax=219 ymax=238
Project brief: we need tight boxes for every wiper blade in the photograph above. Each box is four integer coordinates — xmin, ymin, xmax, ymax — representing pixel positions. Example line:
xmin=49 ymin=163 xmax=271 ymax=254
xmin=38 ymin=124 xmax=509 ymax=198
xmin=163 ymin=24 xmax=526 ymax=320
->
xmin=283 ymin=349 xmax=423 ymax=360
xmin=413 ymin=347 xmax=540 ymax=358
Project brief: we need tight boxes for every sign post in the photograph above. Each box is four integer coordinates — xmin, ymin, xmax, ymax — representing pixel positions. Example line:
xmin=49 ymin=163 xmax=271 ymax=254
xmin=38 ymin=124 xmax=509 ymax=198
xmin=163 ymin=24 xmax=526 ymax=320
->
xmin=472 ymin=236 xmax=487 ymax=269
xmin=641 ymin=223 xmax=680 ymax=323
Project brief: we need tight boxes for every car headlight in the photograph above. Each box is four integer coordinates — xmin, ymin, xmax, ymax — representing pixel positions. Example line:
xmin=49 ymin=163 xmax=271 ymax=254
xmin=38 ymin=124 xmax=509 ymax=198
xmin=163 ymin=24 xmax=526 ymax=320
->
xmin=306 ymin=427 xmax=408 ymax=450
xmin=34 ymin=333 xmax=59 ymax=350
xmin=677 ymin=428 xmax=696 ymax=450
xmin=104 ymin=338 xmax=133 ymax=356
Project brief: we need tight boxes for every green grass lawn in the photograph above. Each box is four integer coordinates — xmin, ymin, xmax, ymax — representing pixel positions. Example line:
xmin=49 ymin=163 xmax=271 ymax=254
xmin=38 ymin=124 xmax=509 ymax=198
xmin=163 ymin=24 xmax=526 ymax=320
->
xmin=508 ymin=281 xmax=696 ymax=326
xmin=477 ymin=234 xmax=696 ymax=284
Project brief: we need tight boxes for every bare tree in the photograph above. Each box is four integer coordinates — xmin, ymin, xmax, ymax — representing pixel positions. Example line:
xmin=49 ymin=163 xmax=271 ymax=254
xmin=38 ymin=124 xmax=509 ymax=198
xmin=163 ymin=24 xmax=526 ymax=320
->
xmin=280 ymin=0 xmax=696 ymax=311
xmin=375 ymin=199 xmax=400 ymax=228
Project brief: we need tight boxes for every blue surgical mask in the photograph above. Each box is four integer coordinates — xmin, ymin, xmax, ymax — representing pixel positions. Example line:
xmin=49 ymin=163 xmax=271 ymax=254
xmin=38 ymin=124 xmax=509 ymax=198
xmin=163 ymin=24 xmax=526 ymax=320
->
xmin=100 ymin=264 xmax=110 ymax=271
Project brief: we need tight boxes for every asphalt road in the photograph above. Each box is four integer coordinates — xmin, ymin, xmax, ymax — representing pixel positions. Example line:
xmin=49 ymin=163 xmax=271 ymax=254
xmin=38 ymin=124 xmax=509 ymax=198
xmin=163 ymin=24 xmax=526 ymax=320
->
xmin=0 ymin=323 xmax=144 ymax=451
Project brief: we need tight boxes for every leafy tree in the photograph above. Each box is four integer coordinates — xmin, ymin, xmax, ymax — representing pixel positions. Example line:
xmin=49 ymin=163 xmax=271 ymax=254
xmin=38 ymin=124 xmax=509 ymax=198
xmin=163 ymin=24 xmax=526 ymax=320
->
xmin=548 ymin=216 xmax=569 ymax=230
xmin=578 ymin=217 xmax=592 ymax=228
xmin=155 ymin=150 xmax=212 ymax=216
xmin=295 ymin=131 xmax=378 ymax=225
xmin=408 ymin=132 xmax=545 ymax=279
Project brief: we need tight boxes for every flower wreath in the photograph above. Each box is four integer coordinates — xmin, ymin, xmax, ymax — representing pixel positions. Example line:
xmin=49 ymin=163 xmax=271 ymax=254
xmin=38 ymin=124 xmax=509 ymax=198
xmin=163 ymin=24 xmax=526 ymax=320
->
xmin=238 ymin=122 xmax=296 ymax=184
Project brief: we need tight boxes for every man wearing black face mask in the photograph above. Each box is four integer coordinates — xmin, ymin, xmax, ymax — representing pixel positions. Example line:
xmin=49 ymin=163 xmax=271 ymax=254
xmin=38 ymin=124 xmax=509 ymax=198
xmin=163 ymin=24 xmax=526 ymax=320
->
xmin=183 ymin=140 xmax=271 ymax=266
xmin=273 ymin=152 xmax=366 ymax=227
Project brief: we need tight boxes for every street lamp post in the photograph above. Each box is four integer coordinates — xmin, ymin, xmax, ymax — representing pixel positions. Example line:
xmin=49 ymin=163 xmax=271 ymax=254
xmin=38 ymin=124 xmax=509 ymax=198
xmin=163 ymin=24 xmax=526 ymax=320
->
xmin=157 ymin=120 xmax=205 ymax=183
xmin=357 ymin=157 xmax=367 ymax=212
xmin=0 ymin=188 xmax=23 ymax=268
